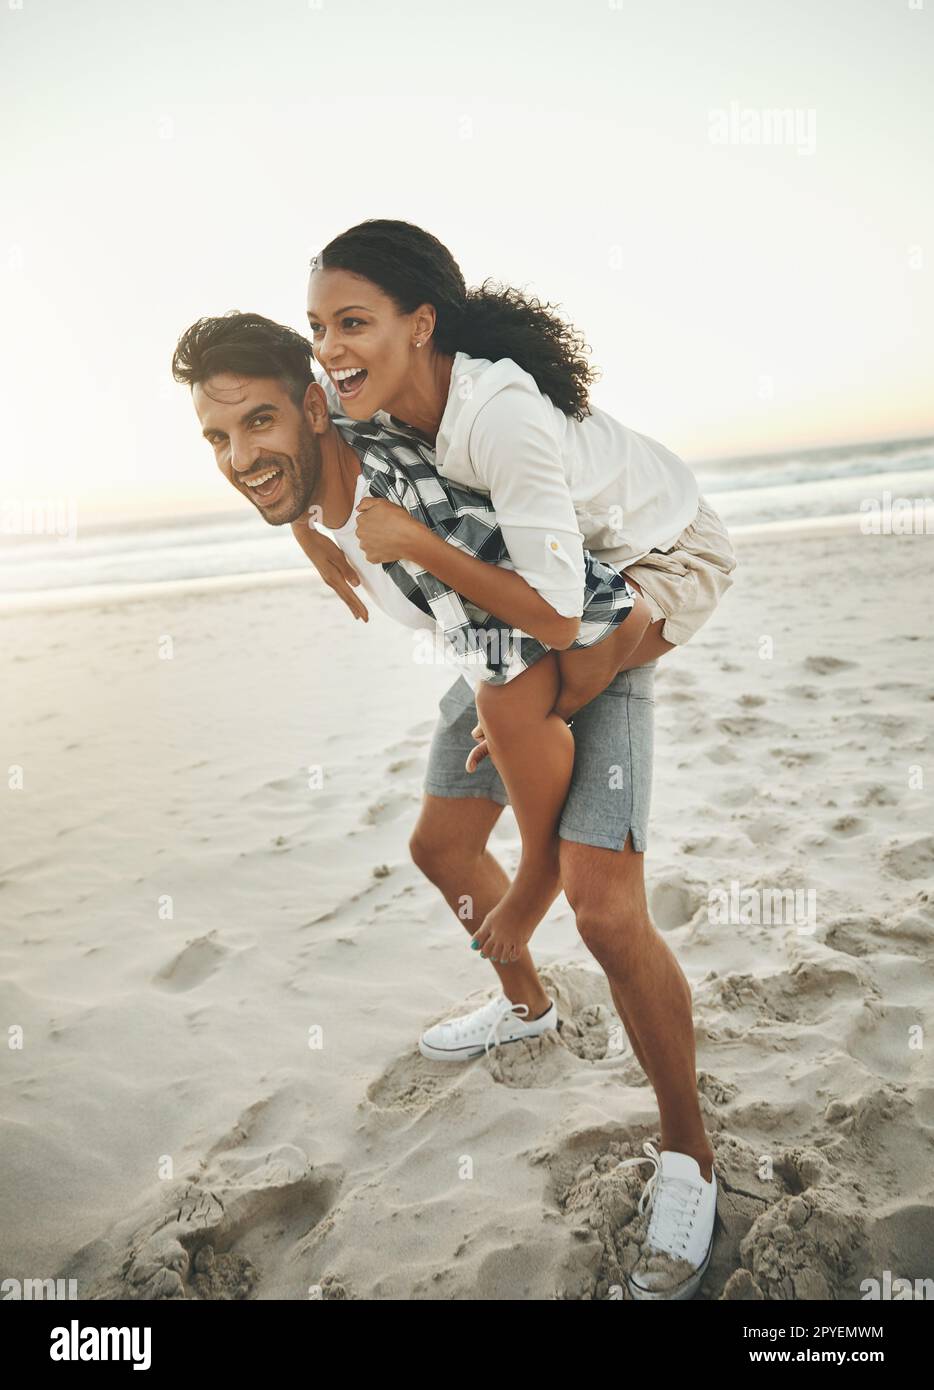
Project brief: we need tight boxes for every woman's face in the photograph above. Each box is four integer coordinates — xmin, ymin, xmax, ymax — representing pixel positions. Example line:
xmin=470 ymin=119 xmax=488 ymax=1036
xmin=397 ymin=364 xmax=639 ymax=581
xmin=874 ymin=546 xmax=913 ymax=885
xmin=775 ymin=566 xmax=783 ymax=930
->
xmin=306 ymin=267 xmax=423 ymax=419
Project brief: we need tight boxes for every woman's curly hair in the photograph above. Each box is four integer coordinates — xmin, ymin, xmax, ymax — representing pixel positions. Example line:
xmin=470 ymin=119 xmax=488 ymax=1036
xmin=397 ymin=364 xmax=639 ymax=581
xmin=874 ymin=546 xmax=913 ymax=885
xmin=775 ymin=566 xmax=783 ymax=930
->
xmin=314 ymin=219 xmax=600 ymax=419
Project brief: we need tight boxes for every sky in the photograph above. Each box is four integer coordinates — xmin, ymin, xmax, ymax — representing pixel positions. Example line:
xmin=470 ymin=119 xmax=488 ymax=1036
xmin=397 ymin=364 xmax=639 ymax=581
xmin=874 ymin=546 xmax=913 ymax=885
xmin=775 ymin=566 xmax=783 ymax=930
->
xmin=1 ymin=0 xmax=931 ymax=522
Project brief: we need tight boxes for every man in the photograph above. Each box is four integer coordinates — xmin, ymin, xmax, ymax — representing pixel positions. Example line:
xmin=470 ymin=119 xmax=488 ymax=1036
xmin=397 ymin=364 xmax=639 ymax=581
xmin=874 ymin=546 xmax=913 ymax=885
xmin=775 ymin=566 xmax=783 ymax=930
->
xmin=171 ymin=310 xmax=718 ymax=1300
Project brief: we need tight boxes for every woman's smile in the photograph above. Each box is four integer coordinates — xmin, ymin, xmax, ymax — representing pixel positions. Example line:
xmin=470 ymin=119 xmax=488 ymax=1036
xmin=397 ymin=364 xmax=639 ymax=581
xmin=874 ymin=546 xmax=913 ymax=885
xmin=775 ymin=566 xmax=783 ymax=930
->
xmin=330 ymin=366 xmax=369 ymax=401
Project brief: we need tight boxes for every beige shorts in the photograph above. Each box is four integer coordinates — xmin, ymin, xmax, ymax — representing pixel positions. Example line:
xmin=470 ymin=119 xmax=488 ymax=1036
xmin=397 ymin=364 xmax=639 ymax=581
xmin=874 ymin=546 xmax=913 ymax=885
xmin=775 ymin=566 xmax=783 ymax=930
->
xmin=623 ymin=493 xmax=737 ymax=646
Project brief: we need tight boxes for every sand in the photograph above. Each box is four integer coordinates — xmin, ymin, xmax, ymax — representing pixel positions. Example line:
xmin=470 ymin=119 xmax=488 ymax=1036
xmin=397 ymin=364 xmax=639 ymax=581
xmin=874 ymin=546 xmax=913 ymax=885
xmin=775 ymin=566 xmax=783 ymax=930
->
xmin=1 ymin=522 xmax=932 ymax=1301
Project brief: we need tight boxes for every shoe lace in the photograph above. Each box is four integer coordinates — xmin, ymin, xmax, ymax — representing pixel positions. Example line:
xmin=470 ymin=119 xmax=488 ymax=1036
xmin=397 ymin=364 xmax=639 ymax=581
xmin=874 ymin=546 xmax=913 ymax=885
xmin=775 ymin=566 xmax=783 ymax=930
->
xmin=483 ymin=996 xmax=529 ymax=1056
xmin=438 ymin=994 xmax=531 ymax=1057
xmin=615 ymin=1141 xmax=703 ymax=1257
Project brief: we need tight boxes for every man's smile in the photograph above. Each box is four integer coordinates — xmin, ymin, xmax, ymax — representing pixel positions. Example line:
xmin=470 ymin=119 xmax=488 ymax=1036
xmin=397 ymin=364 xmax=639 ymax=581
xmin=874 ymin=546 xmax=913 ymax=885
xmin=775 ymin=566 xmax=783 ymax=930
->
xmin=240 ymin=465 xmax=286 ymax=505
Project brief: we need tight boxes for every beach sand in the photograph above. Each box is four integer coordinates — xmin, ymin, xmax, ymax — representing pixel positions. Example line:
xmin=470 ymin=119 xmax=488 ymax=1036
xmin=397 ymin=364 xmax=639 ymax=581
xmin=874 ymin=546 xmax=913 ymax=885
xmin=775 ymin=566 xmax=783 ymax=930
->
xmin=1 ymin=523 xmax=932 ymax=1301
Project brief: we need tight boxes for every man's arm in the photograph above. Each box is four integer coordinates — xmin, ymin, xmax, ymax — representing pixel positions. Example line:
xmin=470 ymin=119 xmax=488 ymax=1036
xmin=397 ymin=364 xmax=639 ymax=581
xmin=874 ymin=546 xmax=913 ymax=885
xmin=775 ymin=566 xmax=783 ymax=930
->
xmin=290 ymin=521 xmax=370 ymax=622
xmin=406 ymin=526 xmax=580 ymax=649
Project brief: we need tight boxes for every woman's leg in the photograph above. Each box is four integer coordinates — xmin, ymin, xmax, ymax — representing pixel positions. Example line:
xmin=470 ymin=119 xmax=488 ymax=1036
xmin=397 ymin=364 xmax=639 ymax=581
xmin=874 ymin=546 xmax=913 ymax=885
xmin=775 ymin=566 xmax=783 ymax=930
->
xmin=611 ymin=617 xmax=676 ymax=672
xmin=555 ymin=578 xmax=677 ymax=720
xmin=554 ymin=592 xmax=654 ymax=718
xmin=469 ymin=652 xmax=573 ymax=965
xmin=466 ymin=603 xmax=676 ymax=776
xmin=610 ymin=573 xmax=676 ymax=671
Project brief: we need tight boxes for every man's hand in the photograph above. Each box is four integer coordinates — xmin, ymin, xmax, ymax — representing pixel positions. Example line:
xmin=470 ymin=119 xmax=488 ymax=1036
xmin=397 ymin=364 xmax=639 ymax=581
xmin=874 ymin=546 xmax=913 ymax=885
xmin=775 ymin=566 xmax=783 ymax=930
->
xmin=354 ymin=495 xmax=427 ymax=564
xmin=466 ymin=706 xmax=576 ymax=775
xmin=290 ymin=521 xmax=369 ymax=622
xmin=466 ymin=723 xmax=492 ymax=774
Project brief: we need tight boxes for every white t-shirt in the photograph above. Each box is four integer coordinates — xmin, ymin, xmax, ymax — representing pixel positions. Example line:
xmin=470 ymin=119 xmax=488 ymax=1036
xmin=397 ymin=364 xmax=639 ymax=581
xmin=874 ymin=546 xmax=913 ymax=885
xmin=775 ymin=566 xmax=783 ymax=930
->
xmin=317 ymin=472 xmax=486 ymax=692
xmin=319 ymin=472 xmax=518 ymax=694
xmin=318 ymin=472 xmax=437 ymax=633
xmin=376 ymin=352 xmax=700 ymax=619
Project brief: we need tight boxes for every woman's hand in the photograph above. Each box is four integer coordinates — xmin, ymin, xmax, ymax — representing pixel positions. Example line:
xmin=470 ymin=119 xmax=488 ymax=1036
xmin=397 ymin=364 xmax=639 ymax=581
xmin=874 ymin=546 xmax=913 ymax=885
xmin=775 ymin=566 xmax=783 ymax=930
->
xmin=354 ymin=495 xmax=427 ymax=564
xmin=290 ymin=521 xmax=370 ymax=622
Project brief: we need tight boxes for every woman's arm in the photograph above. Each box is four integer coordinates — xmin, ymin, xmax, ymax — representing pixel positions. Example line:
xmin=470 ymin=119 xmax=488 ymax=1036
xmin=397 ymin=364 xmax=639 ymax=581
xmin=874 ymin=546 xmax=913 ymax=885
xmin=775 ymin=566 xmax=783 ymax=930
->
xmin=463 ymin=384 xmax=589 ymax=622
xmin=406 ymin=525 xmax=581 ymax=649
xmin=409 ymin=381 xmax=588 ymax=648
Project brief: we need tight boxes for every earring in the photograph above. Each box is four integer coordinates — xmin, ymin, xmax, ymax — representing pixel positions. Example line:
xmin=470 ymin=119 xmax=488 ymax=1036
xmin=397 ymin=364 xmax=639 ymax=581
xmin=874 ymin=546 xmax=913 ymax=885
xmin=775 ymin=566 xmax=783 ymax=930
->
xmin=415 ymin=341 xmax=423 ymax=348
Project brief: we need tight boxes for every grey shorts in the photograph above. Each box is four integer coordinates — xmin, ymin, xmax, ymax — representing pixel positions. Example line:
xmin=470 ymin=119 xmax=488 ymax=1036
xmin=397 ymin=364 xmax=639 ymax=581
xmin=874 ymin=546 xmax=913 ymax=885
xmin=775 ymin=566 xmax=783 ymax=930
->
xmin=423 ymin=659 xmax=657 ymax=852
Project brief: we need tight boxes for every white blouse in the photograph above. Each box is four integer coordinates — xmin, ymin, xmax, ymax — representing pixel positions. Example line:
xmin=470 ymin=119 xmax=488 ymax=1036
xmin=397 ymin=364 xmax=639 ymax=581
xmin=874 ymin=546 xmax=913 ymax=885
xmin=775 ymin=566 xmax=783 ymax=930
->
xmin=315 ymin=350 xmax=699 ymax=619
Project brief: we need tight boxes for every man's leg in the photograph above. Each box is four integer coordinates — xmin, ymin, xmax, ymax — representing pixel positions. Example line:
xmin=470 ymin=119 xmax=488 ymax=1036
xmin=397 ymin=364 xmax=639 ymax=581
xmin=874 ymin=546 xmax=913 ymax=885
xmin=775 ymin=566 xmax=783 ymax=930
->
xmin=559 ymin=833 xmax=714 ymax=1181
xmin=409 ymin=793 xmax=555 ymax=1019
xmin=556 ymin=658 xmax=714 ymax=1181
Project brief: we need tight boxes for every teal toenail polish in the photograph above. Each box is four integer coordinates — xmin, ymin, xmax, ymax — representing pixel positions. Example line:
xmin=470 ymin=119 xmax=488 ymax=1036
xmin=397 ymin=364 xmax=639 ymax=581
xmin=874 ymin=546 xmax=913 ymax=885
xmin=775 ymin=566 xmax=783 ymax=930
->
xmin=470 ymin=941 xmax=479 ymax=950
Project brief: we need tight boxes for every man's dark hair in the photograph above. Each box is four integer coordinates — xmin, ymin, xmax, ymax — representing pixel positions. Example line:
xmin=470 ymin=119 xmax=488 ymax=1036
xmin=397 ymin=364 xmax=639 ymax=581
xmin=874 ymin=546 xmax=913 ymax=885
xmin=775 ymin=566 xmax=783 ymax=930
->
xmin=171 ymin=311 xmax=316 ymax=408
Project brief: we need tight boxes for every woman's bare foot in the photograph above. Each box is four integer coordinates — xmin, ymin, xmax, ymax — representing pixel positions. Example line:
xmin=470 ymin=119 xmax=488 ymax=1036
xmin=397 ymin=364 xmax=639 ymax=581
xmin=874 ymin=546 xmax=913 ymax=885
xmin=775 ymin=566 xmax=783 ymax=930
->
xmin=470 ymin=852 xmax=561 ymax=963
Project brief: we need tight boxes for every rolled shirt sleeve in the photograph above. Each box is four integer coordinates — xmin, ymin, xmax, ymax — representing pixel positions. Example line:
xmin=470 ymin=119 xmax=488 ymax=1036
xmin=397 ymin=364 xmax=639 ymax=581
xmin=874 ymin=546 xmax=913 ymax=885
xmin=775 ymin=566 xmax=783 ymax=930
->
xmin=466 ymin=383 xmax=587 ymax=618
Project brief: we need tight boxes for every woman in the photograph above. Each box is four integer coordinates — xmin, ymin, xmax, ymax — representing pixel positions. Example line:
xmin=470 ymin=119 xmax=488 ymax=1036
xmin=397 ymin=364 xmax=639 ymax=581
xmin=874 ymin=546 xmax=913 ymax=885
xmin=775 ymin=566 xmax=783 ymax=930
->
xmin=300 ymin=218 xmax=737 ymax=957
xmin=293 ymin=407 xmax=655 ymax=969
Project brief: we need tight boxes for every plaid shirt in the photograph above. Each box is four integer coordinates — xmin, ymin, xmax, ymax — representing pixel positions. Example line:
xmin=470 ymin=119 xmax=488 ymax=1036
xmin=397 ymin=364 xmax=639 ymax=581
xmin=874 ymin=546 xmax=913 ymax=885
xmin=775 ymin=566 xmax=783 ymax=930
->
xmin=331 ymin=414 xmax=636 ymax=686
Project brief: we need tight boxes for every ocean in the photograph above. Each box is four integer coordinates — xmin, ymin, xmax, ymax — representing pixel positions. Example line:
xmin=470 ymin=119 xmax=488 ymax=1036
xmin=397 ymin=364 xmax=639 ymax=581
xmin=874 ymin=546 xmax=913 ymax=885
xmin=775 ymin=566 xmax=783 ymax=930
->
xmin=1 ymin=433 xmax=932 ymax=606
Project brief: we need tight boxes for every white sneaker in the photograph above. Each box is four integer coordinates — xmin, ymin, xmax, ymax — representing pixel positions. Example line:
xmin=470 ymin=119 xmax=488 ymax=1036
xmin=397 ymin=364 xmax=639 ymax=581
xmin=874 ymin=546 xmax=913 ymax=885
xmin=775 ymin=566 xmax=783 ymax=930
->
xmin=616 ymin=1141 xmax=717 ymax=1300
xmin=418 ymin=992 xmax=557 ymax=1062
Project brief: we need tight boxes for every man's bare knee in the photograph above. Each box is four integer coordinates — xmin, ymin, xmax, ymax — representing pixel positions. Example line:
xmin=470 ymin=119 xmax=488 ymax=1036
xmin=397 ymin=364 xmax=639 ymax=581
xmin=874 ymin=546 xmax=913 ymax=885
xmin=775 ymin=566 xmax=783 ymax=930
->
xmin=574 ymin=907 xmax=650 ymax=968
xmin=409 ymin=831 xmax=475 ymax=883
xmin=561 ymin=836 xmax=652 ymax=961
xmin=408 ymin=794 xmax=503 ymax=883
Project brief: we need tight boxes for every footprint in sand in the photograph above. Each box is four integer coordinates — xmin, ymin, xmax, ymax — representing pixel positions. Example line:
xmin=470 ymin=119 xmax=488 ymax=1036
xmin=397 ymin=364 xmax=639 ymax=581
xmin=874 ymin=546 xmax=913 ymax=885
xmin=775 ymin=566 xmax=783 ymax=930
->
xmin=387 ymin=757 xmax=417 ymax=774
xmin=826 ymin=903 xmax=931 ymax=959
xmin=361 ymin=791 xmax=418 ymax=825
xmin=802 ymin=655 xmax=857 ymax=676
xmin=783 ymin=683 xmax=821 ymax=700
xmin=695 ymin=959 xmax=872 ymax=1030
xmin=738 ymin=1186 xmax=867 ymax=1299
xmin=679 ymin=832 xmax=750 ymax=856
xmin=75 ymin=1099 xmax=345 ymax=1301
xmin=364 ymin=1048 xmax=467 ymax=1113
xmin=648 ymin=874 xmax=706 ymax=930
xmin=152 ymin=931 xmax=229 ymax=992
xmin=882 ymin=835 xmax=934 ymax=881
xmin=768 ymin=745 xmax=826 ymax=767
xmin=716 ymin=715 xmax=782 ymax=738
xmin=719 ymin=783 xmax=760 ymax=810
xmin=828 ymin=814 xmax=868 ymax=837
xmin=740 ymin=813 xmax=789 ymax=846
xmin=856 ymin=782 xmax=898 ymax=808
xmin=870 ymin=1204 xmax=934 ymax=1289
xmin=704 ymin=742 xmax=741 ymax=765
xmin=844 ymin=1002 xmax=926 ymax=1081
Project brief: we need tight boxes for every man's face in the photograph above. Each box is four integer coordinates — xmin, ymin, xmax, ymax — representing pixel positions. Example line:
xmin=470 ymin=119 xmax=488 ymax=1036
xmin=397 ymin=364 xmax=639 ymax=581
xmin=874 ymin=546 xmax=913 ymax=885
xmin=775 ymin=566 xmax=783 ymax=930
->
xmin=305 ymin=267 xmax=417 ymax=419
xmin=193 ymin=373 xmax=322 ymax=525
